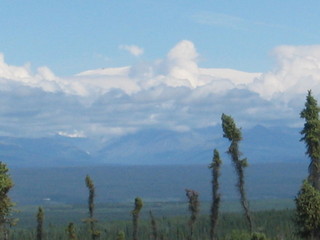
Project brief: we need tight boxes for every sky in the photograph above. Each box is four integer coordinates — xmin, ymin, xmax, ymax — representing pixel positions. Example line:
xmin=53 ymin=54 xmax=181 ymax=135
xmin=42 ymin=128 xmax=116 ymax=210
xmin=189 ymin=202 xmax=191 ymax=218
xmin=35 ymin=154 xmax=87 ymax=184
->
xmin=1 ymin=1 xmax=320 ymax=139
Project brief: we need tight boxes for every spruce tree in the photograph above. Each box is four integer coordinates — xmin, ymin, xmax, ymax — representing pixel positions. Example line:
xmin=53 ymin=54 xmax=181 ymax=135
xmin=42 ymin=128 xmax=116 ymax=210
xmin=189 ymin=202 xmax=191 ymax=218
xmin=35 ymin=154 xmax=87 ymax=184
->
xmin=85 ymin=175 xmax=100 ymax=240
xmin=149 ymin=210 xmax=158 ymax=240
xmin=300 ymin=90 xmax=320 ymax=189
xmin=296 ymin=90 xmax=320 ymax=240
xmin=209 ymin=149 xmax=222 ymax=240
xmin=221 ymin=113 xmax=253 ymax=233
xmin=132 ymin=197 xmax=143 ymax=240
xmin=185 ymin=189 xmax=199 ymax=240
xmin=295 ymin=180 xmax=320 ymax=239
xmin=36 ymin=207 xmax=44 ymax=240
xmin=0 ymin=162 xmax=15 ymax=240
xmin=67 ymin=222 xmax=78 ymax=240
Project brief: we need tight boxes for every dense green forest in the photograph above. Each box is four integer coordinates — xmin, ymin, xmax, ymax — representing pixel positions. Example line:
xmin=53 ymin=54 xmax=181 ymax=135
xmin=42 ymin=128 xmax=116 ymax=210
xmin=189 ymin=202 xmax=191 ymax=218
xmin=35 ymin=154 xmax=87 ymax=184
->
xmin=8 ymin=208 xmax=298 ymax=240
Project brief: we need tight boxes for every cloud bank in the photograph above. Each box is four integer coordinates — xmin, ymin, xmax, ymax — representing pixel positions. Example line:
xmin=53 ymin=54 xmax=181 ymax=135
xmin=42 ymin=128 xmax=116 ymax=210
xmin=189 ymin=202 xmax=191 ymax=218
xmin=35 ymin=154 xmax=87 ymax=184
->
xmin=0 ymin=40 xmax=319 ymax=138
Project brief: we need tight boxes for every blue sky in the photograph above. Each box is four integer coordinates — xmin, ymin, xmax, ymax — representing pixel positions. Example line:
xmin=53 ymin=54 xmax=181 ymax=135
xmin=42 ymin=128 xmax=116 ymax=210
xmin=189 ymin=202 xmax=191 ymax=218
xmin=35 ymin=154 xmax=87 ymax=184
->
xmin=0 ymin=1 xmax=320 ymax=138
xmin=1 ymin=1 xmax=320 ymax=76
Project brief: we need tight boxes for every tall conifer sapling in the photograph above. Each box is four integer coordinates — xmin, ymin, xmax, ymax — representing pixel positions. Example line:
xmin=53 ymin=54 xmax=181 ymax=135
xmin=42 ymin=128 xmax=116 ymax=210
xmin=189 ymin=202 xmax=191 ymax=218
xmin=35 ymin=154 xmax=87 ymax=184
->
xmin=185 ymin=189 xmax=199 ymax=240
xmin=36 ymin=207 xmax=44 ymax=240
xmin=85 ymin=175 xmax=100 ymax=240
xmin=149 ymin=210 xmax=158 ymax=240
xmin=67 ymin=222 xmax=78 ymax=240
xmin=209 ymin=149 xmax=222 ymax=240
xmin=221 ymin=113 xmax=253 ymax=233
xmin=132 ymin=197 xmax=143 ymax=240
xmin=300 ymin=90 xmax=320 ymax=189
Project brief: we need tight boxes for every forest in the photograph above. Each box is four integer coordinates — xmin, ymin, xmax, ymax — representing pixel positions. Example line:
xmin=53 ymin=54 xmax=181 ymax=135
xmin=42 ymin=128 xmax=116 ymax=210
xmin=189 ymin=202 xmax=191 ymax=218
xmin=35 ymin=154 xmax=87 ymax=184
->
xmin=0 ymin=90 xmax=320 ymax=240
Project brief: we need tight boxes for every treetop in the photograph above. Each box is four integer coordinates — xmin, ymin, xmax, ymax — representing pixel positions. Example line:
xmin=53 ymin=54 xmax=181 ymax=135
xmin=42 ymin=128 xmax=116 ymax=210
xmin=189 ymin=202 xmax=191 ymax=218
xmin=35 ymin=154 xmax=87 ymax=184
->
xmin=221 ymin=113 xmax=242 ymax=142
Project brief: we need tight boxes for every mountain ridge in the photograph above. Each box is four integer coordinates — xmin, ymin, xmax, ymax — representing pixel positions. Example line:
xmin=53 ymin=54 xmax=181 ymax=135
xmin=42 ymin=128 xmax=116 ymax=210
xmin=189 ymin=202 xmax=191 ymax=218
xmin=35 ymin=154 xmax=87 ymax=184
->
xmin=0 ymin=125 xmax=306 ymax=167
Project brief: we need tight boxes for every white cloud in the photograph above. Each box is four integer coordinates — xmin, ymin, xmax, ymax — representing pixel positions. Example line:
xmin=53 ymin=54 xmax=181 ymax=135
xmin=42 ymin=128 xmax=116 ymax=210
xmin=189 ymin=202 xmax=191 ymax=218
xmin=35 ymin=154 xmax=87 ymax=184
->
xmin=58 ymin=130 xmax=86 ymax=138
xmin=249 ymin=45 xmax=320 ymax=100
xmin=1 ymin=41 xmax=320 ymax=139
xmin=74 ymin=66 xmax=140 ymax=96
xmin=119 ymin=44 xmax=144 ymax=56
xmin=0 ymin=54 xmax=92 ymax=96
xmin=163 ymin=40 xmax=199 ymax=88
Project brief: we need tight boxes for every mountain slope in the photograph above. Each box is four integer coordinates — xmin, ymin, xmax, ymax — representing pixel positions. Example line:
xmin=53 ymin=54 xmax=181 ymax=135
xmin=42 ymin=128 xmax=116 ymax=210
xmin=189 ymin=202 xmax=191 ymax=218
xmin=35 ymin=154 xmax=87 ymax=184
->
xmin=0 ymin=125 xmax=306 ymax=167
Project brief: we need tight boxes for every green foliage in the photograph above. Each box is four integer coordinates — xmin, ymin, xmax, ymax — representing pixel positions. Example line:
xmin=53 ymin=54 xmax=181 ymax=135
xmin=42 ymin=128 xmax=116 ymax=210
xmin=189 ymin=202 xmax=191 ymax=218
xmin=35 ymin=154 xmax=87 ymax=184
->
xmin=300 ymin=90 xmax=320 ymax=190
xmin=116 ymin=230 xmax=125 ymax=240
xmin=221 ymin=113 xmax=242 ymax=142
xmin=250 ymin=232 xmax=269 ymax=240
xmin=224 ymin=231 xmax=269 ymax=240
xmin=224 ymin=230 xmax=251 ymax=240
xmin=36 ymin=207 xmax=44 ymax=240
xmin=0 ymin=162 xmax=15 ymax=240
xmin=0 ymin=162 xmax=14 ymax=224
xmin=149 ymin=211 xmax=158 ymax=240
xmin=85 ymin=175 xmax=95 ymax=219
xmin=132 ymin=197 xmax=143 ymax=240
xmin=7 ymin=207 xmax=299 ymax=240
xmin=185 ymin=189 xmax=199 ymax=224
xmin=209 ymin=149 xmax=222 ymax=169
xmin=132 ymin=197 xmax=143 ymax=216
xmin=209 ymin=149 xmax=222 ymax=240
xmin=85 ymin=175 xmax=100 ymax=240
xmin=295 ymin=180 xmax=320 ymax=239
xmin=185 ymin=189 xmax=199 ymax=240
xmin=221 ymin=113 xmax=253 ymax=233
xmin=66 ymin=222 xmax=77 ymax=240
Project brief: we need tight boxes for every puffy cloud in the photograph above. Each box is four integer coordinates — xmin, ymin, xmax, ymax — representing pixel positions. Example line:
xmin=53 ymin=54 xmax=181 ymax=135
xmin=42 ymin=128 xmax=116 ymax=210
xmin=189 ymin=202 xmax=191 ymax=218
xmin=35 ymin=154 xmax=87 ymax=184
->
xmin=163 ymin=40 xmax=199 ymax=88
xmin=0 ymin=54 xmax=91 ymax=96
xmin=1 ymin=41 xmax=319 ymax=139
xmin=119 ymin=44 xmax=144 ymax=56
xmin=249 ymin=45 xmax=320 ymax=100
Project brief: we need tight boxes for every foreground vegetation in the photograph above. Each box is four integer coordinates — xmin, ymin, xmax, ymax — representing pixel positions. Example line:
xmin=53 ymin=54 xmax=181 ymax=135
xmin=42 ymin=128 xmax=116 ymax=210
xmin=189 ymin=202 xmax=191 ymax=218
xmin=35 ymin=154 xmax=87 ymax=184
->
xmin=8 ymin=206 xmax=298 ymax=240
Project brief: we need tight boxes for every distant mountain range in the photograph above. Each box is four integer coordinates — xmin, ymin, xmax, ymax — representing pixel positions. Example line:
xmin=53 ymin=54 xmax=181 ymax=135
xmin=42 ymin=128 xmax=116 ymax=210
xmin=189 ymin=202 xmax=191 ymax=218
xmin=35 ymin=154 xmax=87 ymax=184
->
xmin=1 ymin=125 xmax=309 ymax=205
xmin=0 ymin=125 xmax=307 ymax=167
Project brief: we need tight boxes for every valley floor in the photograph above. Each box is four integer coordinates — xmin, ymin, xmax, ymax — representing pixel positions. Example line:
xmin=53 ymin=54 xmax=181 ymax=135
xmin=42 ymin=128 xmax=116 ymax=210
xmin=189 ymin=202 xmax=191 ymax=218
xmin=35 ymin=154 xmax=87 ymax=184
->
xmin=9 ymin=200 xmax=299 ymax=240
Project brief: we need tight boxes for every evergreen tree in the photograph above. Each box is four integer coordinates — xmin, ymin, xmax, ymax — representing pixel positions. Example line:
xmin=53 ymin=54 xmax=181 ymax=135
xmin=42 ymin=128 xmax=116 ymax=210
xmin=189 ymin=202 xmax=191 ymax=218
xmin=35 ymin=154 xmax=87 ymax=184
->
xmin=132 ymin=197 xmax=143 ymax=240
xmin=66 ymin=222 xmax=78 ymax=240
xmin=221 ymin=113 xmax=253 ymax=233
xmin=185 ymin=189 xmax=199 ymax=240
xmin=85 ymin=175 xmax=100 ymax=240
xmin=300 ymin=90 xmax=320 ymax=189
xmin=296 ymin=90 xmax=320 ymax=239
xmin=0 ymin=162 xmax=15 ymax=240
xmin=295 ymin=180 xmax=320 ymax=239
xmin=36 ymin=207 xmax=44 ymax=240
xmin=209 ymin=149 xmax=222 ymax=240
xmin=149 ymin=210 xmax=158 ymax=240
